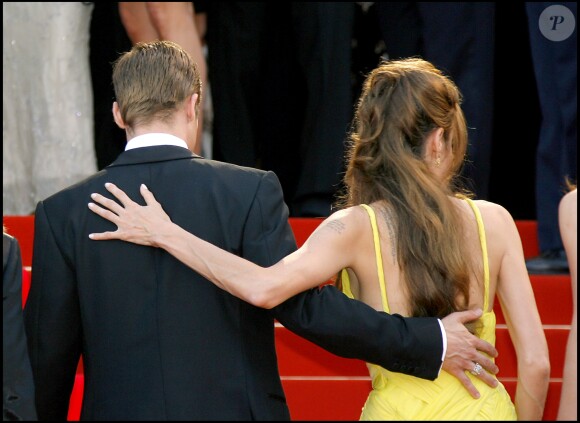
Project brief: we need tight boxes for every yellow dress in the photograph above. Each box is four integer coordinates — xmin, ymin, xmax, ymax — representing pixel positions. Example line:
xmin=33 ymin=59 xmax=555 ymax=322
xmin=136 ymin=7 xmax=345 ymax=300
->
xmin=341 ymin=202 xmax=517 ymax=420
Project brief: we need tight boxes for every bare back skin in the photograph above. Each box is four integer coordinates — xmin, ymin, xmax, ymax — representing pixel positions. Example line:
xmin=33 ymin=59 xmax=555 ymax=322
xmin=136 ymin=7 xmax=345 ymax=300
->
xmin=347 ymin=199 xmax=496 ymax=315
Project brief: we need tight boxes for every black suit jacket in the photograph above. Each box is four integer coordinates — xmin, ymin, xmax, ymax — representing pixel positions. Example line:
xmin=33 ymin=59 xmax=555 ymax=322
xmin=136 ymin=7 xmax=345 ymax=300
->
xmin=24 ymin=146 xmax=443 ymax=420
xmin=3 ymin=234 xmax=37 ymax=421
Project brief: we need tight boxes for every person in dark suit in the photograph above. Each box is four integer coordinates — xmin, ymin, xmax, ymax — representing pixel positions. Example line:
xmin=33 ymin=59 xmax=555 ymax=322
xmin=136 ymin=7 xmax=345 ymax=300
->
xmin=206 ymin=2 xmax=355 ymax=217
xmin=3 ymin=230 xmax=37 ymax=421
xmin=374 ymin=2 xmax=496 ymax=201
xmin=24 ymin=41 xmax=498 ymax=420
xmin=89 ymin=2 xmax=132 ymax=170
xmin=524 ymin=2 xmax=577 ymax=274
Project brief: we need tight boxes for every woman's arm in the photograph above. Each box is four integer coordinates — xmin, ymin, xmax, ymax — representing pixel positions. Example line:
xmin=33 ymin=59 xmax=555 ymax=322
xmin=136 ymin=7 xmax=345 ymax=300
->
xmin=88 ymin=183 xmax=359 ymax=308
xmin=493 ymin=205 xmax=550 ymax=420
xmin=118 ymin=2 xmax=158 ymax=44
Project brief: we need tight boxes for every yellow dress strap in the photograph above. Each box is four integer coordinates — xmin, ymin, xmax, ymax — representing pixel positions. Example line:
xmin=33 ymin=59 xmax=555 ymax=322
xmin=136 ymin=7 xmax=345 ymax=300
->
xmin=463 ymin=198 xmax=490 ymax=311
xmin=360 ymin=204 xmax=390 ymax=313
xmin=340 ymin=268 xmax=354 ymax=299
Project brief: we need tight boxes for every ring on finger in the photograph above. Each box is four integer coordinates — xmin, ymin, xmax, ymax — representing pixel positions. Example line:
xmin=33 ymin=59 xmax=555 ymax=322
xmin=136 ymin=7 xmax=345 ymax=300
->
xmin=470 ymin=362 xmax=483 ymax=376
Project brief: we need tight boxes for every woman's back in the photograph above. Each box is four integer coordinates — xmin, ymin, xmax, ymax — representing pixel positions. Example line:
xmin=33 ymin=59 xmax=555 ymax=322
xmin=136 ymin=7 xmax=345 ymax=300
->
xmin=341 ymin=198 xmax=522 ymax=419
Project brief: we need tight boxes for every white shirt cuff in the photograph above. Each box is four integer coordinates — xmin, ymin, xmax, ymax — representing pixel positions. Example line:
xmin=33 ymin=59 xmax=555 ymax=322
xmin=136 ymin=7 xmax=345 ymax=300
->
xmin=437 ymin=318 xmax=447 ymax=375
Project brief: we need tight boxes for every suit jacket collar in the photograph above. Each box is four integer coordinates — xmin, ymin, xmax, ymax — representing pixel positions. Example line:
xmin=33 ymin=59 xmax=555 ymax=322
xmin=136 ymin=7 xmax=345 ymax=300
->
xmin=106 ymin=145 xmax=202 ymax=168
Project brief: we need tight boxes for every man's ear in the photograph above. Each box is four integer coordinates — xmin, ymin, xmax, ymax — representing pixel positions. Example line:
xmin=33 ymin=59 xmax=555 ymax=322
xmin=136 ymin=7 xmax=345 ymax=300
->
xmin=112 ymin=102 xmax=126 ymax=129
xmin=187 ymin=94 xmax=199 ymax=123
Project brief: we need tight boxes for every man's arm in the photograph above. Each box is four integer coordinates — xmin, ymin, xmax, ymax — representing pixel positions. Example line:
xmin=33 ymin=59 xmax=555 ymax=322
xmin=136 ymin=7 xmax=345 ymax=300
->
xmin=275 ymin=285 xmax=444 ymax=379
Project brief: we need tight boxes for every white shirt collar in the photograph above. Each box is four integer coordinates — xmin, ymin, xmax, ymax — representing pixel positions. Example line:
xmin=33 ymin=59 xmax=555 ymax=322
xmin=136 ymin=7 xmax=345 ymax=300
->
xmin=125 ymin=133 xmax=189 ymax=151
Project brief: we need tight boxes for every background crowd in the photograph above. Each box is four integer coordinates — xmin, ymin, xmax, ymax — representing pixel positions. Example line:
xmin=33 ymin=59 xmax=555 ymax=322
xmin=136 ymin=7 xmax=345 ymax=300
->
xmin=3 ymin=2 xmax=577 ymax=271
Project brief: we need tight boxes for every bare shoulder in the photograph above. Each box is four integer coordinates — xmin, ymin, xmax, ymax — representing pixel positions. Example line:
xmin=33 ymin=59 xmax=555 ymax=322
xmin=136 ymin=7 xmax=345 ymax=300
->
xmin=470 ymin=200 xmax=525 ymax=269
xmin=330 ymin=205 xmax=370 ymax=222
xmin=306 ymin=206 xmax=370 ymax=249
xmin=315 ymin=205 xmax=368 ymax=234
xmin=559 ymin=189 xmax=577 ymax=234
xmin=469 ymin=199 xmax=519 ymax=252
xmin=559 ymin=188 xmax=577 ymax=213
xmin=471 ymin=199 xmax=515 ymax=228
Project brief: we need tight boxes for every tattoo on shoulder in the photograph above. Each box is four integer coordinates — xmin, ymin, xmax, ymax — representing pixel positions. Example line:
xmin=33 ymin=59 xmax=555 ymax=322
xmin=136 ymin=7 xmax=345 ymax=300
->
xmin=326 ymin=220 xmax=346 ymax=235
xmin=379 ymin=206 xmax=397 ymax=264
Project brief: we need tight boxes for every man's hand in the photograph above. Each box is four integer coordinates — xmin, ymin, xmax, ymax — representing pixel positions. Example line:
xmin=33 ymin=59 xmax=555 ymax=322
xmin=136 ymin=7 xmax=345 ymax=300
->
xmin=441 ymin=309 xmax=499 ymax=399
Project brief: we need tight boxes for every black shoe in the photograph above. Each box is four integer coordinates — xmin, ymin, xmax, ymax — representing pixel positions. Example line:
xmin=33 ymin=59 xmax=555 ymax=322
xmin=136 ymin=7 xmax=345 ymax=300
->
xmin=525 ymin=249 xmax=569 ymax=274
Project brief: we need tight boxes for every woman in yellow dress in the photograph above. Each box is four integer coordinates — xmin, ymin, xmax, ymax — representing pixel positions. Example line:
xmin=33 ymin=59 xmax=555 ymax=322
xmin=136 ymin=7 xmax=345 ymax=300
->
xmin=88 ymin=58 xmax=549 ymax=420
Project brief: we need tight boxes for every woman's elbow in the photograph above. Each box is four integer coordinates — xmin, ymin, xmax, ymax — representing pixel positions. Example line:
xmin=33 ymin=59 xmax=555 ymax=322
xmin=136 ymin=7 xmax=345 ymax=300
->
xmin=519 ymin=350 xmax=551 ymax=381
xmin=246 ymin=286 xmax=282 ymax=310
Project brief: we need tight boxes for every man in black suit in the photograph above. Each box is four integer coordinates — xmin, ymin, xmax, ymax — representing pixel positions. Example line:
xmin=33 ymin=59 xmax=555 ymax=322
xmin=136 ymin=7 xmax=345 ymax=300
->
xmin=24 ymin=41 xmax=498 ymax=420
xmin=3 ymin=232 xmax=37 ymax=421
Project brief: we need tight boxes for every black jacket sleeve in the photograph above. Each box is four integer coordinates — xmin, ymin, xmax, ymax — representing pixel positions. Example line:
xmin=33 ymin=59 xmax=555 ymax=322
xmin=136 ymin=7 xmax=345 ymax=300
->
xmin=274 ymin=286 xmax=443 ymax=380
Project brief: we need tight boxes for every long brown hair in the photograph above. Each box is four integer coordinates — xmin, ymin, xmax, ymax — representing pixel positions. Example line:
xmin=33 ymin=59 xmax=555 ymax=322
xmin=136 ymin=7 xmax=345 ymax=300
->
xmin=336 ymin=58 xmax=475 ymax=319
